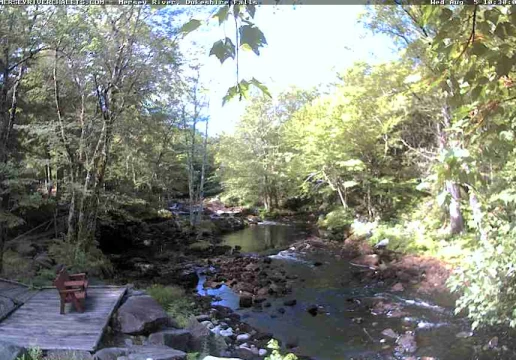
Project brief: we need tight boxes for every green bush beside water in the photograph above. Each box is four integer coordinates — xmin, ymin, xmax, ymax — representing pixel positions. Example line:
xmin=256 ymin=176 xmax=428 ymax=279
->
xmin=146 ymin=284 xmax=200 ymax=328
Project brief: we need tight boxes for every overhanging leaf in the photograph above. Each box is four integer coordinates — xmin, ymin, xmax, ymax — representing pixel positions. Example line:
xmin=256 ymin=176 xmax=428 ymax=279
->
xmin=213 ymin=5 xmax=230 ymax=25
xmin=180 ymin=19 xmax=201 ymax=35
xmin=249 ymin=78 xmax=271 ymax=98
xmin=209 ymin=38 xmax=236 ymax=64
xmin=222 ymin=85 xmax=239 ymax=105
xmin=239 ymin=25 xmax=267 ymax=55
xmin=246 ymin=5 xmax=256 ymax=18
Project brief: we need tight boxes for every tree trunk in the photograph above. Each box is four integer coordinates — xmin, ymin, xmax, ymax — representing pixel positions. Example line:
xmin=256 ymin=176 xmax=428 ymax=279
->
xmin=197 ymin=118 xmax=209 ymax=225
xmin=440 ymin=104 xmax=465 ymax=235
xmin=446 ymin=180 xmax=464 ymax=234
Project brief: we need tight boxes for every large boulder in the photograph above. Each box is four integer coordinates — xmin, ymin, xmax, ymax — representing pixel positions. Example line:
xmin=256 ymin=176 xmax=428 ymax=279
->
xmin=0 ymin=340 xmax=28 ymax=360
xmin=93 ymin=347 xmax=127 ymax=360
xmin=116 ymin=295 xmax=169 ymax=335
xmin=125 ymin=346 xmax=186 ymax=360
xmin=147 ymin=329 xmax=192 ymax=352
xmin=185 ymin=318 xmax=211 ymax=352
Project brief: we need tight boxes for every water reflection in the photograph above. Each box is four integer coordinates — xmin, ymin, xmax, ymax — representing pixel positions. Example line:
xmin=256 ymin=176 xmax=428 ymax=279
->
xmin=221 ymin=223 xmax=307 ymax=253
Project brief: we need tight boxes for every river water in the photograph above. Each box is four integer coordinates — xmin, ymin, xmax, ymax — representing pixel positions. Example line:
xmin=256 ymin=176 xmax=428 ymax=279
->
xmin=198 ymin=223 xmax=516 ymax=360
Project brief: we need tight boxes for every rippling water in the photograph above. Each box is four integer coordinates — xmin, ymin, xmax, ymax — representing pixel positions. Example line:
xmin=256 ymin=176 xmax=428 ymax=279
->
xmin=199 ymin=224 xmax=516 ymax=360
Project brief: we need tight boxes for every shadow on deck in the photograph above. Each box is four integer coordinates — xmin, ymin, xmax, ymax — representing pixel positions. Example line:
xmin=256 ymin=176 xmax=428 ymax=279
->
xmin=0 ymin=280 xmax=126 ymax=352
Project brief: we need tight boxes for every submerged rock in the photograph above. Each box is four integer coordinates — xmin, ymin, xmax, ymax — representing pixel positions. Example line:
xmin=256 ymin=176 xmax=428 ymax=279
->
xmin=239 ymin=295 xmax=253 ymax=308
xmin=283 ymin=299 xmax=297 ymax=306
xmin=307 ymin=305 xmax=318 ymax=316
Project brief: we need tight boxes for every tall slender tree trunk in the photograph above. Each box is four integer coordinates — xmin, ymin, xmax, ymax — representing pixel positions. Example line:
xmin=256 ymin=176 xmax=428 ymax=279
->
xmin=439 ymin=104 xmax=464 ymax=234
xmin=197 ymin=118 xmax=209 ymax=225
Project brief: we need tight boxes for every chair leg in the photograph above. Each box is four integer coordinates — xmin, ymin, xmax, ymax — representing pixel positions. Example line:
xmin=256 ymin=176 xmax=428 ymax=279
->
xmin=72 ymin=296 xmax=84 ymax=313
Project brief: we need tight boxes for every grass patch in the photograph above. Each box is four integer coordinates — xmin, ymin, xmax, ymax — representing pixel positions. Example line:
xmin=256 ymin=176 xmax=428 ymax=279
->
xmin=146 ymin=284 xmax=200 ymax=328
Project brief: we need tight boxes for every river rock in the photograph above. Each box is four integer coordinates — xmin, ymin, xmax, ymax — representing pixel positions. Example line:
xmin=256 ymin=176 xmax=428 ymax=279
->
xmin=93 ymin=347 xmax=127 ymax=360
xmin=485 ymin=336 xmax=499 ymax=350
xmin=352 ymin=254 xmax=379 ymax=267
xmin=147 ymin=329 xmax=192 ymax=351
xmin=381 ymin=328 xmax=399 ymax=339
xmin=186 ymin=318 xmax=211 ymax=352
xmin=239 ymin=295 xmax=253 ymax=308
xmin=236 ymin=333 xmax=251 ymax=342
xmin=395 ymin=331 xmax=417 ymax=354
xmin=203 ymin=357 xmax=243 ymax=360
xmin=391 ymin=283 xmax=404 ymax=292
xmin=46 ymin=350 xmax=93 ymax=360
xmin=283 ymin=299 xmax=297 ymax=306
xmin=455 ymin=331 xmax=473 ymax=338
xmin=0 ymin=340 xmax=29 ymax=360
xmin=258 ymin=349 xmax=267 ymax=356
xmin=307 ymin=305 xmax=318 ymax=316
xmin=196 ymin=315 xmax=211 ymax=322
xmin=117 ymin=295 xmax=169 ymax=335
xmin=219 ymin=328 xmax=234 ymax=337
xmin=236 ymin=346 xmax=259 ymax=360
xmin=125 ymin=346 xmax=186 ymax=360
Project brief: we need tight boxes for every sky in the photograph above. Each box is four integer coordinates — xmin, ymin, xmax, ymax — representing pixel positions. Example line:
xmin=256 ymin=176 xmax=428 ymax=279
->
xmin=181 ymin=5 xmax=398 ymax=135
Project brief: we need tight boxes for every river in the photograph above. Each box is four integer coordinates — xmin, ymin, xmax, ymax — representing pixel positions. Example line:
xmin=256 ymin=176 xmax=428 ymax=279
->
xmin=198 ymin=223 xmax=516 ymax=360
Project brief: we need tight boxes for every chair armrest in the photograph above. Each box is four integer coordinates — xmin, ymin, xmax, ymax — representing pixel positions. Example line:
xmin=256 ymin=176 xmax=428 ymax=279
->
xmin=64 ymin=281 xmax=87 ymax=288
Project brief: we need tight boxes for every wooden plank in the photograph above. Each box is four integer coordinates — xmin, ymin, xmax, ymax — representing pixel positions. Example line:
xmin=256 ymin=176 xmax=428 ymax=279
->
xmin=93 ymin=286 xmax=126 ymax=351
xmin=0 ymin=286 xmax=126 ymax=352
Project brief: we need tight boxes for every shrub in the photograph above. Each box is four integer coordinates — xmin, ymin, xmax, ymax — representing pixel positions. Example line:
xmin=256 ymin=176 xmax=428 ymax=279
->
xmin=147 ymin=284 xmax=199 ymax=327
xmin=259 ymin=208 xmax=281 ymax=220
xmin=447 ymin=218 xmax=516 ymax=329
xmin=48 ymin=239 xmax=113 ymax=277
xmin=265 ymin=339 xmax=298 ymax=360
xmin=317 ymin=207 xmax=354 ymax=232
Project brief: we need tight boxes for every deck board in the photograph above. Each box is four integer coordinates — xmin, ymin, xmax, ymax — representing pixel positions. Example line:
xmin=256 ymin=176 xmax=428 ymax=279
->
xmin=0 ymin=286 xmax=126 ymax=352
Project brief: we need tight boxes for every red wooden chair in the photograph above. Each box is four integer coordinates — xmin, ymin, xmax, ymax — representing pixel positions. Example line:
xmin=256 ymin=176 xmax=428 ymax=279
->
xmin=53 ymin=267 xmax=88 ymax=314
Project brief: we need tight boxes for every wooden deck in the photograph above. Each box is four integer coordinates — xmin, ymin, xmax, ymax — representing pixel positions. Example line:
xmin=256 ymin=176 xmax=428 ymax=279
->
xmin=0 ymin=286 xmax=126 ymax=352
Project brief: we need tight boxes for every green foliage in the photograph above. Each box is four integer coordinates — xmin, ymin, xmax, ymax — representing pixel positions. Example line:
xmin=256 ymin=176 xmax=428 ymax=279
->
xmin=16 ymin=347 xmax=43 ymax=360
xmin=448 ymin=220 xmax=516 ymax=329
xmin=187 ymin=353 xmax=200 ymax=360
xmin=259 ymin=208 xmax=280 ymax=220
xmin=147 ymin=285 xmax=199 ymax=328
xmin=48 ymin=239 xmax=113 ymax=277
xmin=318 ymin=208 xmax=354 ymax=232
xmin=265 ymin=339 xmax=298 ymax=360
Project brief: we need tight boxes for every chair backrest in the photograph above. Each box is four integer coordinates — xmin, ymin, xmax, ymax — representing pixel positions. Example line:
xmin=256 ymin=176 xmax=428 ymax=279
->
xmin=53 ymin=268 xmax=70 ymax=290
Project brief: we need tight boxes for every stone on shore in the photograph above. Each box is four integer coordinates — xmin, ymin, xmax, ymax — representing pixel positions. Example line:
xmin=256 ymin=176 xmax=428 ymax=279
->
xmin=147 ymin=329 xmax=192 ymax=352
xmin=116 ymin=295 xmax=169 ymax=335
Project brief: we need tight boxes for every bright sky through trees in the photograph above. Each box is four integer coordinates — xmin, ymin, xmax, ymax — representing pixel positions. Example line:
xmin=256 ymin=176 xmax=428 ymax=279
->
xmin=183 ymin=5 xmax=398 ymax=135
